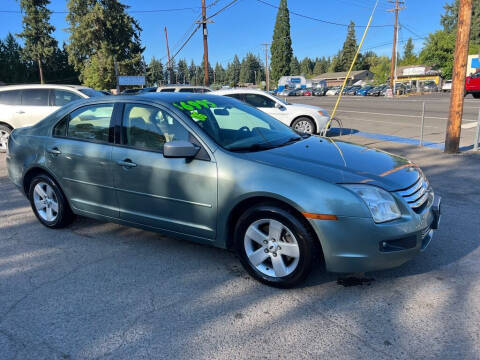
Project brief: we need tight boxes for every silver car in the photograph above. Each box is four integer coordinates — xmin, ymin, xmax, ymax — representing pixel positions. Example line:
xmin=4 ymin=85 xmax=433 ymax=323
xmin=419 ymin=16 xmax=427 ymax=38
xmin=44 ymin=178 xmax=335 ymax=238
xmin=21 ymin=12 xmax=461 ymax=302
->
xmin=7 ymin=93 xmax=441 ymax=287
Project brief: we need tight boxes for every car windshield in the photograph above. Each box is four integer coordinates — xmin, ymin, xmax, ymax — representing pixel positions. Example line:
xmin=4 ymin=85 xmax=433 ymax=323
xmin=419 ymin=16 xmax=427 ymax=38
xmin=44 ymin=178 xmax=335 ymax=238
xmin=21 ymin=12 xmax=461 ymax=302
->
xmin=170 ymin=96 xmax=303 ymax=152
xmin=273 ymin=96 xmax=289 ymax=105
xmin=78 ymin=88 xmax=107 ymax=97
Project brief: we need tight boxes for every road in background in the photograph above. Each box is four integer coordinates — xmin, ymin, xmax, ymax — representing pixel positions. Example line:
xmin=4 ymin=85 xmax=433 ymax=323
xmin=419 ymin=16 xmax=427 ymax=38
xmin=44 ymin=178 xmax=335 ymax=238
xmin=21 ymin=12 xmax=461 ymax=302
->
xmin=287 ymin=93 xmax=480 ymax=149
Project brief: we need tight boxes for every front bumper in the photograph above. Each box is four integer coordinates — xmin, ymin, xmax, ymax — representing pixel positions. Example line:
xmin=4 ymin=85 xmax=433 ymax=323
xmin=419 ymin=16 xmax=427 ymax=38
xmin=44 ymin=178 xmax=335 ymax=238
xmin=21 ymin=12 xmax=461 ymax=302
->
xmin=310 ymin=195 xmax=442 ymax=273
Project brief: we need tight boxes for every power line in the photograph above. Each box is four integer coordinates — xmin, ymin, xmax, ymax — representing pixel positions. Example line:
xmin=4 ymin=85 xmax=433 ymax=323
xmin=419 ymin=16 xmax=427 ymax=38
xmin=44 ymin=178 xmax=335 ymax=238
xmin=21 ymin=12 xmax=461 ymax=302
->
xmin=255 ymin=0 xmax=393 ymax=28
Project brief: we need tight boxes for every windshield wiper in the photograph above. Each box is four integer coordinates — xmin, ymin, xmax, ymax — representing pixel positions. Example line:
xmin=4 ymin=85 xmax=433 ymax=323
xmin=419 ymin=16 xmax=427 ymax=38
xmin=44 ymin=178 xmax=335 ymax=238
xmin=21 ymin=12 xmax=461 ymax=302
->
xmin=227 ymin=143 xmax=277 ymax=152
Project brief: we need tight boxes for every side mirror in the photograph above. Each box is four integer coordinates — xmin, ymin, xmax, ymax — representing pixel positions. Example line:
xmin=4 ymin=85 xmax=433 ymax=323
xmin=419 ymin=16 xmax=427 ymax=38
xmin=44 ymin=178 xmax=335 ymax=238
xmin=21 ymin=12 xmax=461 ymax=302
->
xmin=275 ymin=102 xmax=286 ymax=110
xmin=163 ymin=140 xmax=200 ymax=158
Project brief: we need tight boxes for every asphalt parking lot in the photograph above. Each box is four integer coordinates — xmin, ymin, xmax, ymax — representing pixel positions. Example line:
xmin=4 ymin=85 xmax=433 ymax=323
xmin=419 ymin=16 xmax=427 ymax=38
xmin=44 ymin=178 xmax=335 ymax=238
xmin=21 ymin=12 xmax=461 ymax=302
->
xmin=288 ymin=93 xmax=480 ymax=150
xmin=1 ymin=108 xmax=480 ymax=358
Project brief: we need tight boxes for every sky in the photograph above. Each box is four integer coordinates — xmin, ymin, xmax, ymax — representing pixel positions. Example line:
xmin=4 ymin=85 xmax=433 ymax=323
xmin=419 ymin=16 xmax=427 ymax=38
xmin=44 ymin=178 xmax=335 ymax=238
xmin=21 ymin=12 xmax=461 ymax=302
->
xmin=0 ymin=0 xmax=448 ymax=66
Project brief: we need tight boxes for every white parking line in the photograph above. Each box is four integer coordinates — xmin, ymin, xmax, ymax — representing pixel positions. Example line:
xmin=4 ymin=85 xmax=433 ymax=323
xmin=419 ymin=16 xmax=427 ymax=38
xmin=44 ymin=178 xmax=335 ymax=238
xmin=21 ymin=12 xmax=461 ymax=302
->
xmin=461 ymin=122 xmax=479 ymax=129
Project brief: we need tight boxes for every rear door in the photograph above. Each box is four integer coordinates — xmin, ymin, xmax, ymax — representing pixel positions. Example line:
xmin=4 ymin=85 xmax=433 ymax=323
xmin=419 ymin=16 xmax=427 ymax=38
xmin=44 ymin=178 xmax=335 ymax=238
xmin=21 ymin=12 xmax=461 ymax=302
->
xmin=14 ymin=89 xmax=53 ymax=127
xmin=47 ymin=103 xmax=118 ymax=217
xmin=0 ymin=90 xmax=22 ymax=127
xmin=111 ymin=102 xmax=218 ymax=240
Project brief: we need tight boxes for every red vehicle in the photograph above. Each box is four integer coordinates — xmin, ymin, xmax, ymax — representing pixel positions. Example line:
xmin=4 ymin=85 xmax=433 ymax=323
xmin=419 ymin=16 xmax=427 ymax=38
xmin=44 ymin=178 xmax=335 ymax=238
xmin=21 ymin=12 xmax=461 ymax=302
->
xmin=302 ymin=90 xmax=312 ymax=96
xmin=465 ymin=72 xmax=480 ymax=99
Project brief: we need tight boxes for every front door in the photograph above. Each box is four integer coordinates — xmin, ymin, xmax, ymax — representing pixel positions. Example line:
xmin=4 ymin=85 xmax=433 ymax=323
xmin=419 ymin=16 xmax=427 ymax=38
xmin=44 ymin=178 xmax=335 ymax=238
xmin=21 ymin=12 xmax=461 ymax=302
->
xmin=47 ymin=103 xmax=118 ymax=218
xmin=243 ymin=93 xmax=290 ymax=125
xmin=111 ymin=103 xmax=217 ymax=240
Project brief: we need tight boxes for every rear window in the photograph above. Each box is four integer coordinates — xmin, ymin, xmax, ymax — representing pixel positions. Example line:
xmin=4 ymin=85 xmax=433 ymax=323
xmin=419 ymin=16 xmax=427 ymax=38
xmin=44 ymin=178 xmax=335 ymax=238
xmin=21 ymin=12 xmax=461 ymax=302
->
xmin=21 ymin=89 xmax=49 ymax=106
xmin=0 ymin=90 xmax=21 ymax=105
xmin=179 ymin=88 xmax=194 ymax=92
xmin=54 ymin=90 xmax=82 ymax=106
xmin=159 ymin=88 xmax=175 ymax=92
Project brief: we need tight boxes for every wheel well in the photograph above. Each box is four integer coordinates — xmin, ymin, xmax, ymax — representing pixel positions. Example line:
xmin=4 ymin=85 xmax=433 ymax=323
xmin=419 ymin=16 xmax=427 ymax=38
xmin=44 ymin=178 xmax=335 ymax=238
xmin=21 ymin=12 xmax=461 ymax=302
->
xmin=23 ymin=167 xmax=56 ymax=195
xmin=290 ymin=115 xmax=317 ymax=134
xmin=0 ymin=122 xmax=13 ymax=130
xmin=225 ymin=196 xmax=323 ymax=258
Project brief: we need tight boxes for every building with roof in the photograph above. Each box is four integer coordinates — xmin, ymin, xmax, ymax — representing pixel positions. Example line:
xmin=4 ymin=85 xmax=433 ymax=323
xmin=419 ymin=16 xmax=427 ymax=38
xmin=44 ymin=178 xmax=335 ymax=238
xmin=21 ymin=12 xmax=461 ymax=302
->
xmin=310 ymin=70 xmax=374 ymax=87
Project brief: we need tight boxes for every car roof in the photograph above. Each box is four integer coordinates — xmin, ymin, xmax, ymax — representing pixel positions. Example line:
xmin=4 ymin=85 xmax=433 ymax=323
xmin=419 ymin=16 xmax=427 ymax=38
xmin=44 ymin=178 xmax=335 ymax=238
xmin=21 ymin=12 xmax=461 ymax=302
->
xmin=0 ymin=84 xmax=90 ymax=92
xmin=157 ymin=85 xmax=210 ymax=89
xmin=213 ymin=88 xmax=268 ymax=95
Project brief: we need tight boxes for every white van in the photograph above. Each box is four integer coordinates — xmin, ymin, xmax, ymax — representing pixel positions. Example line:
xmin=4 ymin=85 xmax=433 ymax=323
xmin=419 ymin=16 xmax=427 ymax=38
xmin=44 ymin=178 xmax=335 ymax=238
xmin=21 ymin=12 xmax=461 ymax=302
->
xmin=0 ymin=84 xmax=104 ymax=152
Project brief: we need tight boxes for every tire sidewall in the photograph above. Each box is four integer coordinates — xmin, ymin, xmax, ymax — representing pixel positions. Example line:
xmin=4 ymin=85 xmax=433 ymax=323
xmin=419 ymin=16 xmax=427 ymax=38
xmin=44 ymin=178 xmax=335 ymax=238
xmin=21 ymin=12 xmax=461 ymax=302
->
xmin=0 ymin=124 xmax=11 ymax=153
xmin=234 ymin=204 xmax=314 ymax=288
xmin=28 ymin=174 xmax=69 ymax=228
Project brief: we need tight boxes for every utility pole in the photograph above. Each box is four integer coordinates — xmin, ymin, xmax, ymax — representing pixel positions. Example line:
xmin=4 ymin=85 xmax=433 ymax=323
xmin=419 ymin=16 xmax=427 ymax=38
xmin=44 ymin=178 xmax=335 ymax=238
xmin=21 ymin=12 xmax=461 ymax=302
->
xmin=388 ymin=0 xmax=404 ymax=94
xmin=197 ymin=0 xmax=212 ymax=86
xmin=262 ymin=43 xmax=270 ymax=91
xmin=164 ymin=27 xmax=174 ymax=84
xmin=445 ymin=0 xmax=473 ymax=153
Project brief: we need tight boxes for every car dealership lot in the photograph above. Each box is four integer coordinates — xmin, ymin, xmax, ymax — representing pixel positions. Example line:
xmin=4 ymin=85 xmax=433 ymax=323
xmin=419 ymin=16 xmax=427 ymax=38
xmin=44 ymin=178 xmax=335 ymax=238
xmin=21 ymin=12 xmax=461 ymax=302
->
xmin=1 ymin=137 xmax=480 ymax=359
xmin=288 ymin=93 xmax=480 ymax=149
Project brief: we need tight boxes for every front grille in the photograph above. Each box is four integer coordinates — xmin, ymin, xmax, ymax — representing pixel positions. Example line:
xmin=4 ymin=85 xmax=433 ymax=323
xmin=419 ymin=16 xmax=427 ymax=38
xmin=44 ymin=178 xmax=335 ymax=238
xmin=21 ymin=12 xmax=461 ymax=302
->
xmin=396 ymin=176 xmax=430 ymax=211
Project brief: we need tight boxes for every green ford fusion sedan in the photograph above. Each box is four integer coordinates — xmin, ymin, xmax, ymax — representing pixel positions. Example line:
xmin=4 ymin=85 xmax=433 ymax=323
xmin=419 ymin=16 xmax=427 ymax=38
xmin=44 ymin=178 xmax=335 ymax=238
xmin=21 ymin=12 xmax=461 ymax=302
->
xmin=6 ymin=93 xmax=441 ymax=287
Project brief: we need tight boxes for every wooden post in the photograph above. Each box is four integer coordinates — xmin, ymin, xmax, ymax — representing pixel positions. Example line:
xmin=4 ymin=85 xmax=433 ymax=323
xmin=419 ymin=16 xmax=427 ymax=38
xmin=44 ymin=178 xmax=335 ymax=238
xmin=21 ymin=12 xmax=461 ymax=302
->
xmin=201 ymin=0 xmax=209 ymax=86
xmin=445 ymin=0 xmax=473 ymax=153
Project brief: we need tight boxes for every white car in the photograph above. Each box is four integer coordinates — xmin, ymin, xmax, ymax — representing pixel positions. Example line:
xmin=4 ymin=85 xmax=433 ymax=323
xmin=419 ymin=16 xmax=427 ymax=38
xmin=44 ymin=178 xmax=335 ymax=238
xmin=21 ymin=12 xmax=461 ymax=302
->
xmin=212 ymin=89 xmax=330 ymax=134
xmin=0 ymin=84 xmax=104 ymax=152
xmin=156 ymin=85 xmax=211 ymax=93
xmin=326 ymin=87 xmax=341 ymax=96
xmin=442 ymin=80 xmax=452 ymax=92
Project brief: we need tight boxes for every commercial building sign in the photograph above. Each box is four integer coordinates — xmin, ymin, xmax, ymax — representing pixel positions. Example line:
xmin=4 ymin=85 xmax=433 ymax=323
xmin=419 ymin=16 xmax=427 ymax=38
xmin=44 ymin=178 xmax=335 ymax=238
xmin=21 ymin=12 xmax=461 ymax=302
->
xmin=402 ymin=67 xmax=426 ymax=76
xmin=118 ymin=76 xmax=146 ymax=86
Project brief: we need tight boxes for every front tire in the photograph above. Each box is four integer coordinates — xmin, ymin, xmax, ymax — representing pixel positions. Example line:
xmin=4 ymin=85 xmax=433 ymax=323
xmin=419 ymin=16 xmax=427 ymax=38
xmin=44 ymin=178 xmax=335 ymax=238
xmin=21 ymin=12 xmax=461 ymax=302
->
xmin=292 ymin=117 xmax=316 ymax=135
xmin=28 ymin=174 xmax=74 ymax=228
xmin=234 ymin=203 xmax=315 ymax=288
xmin=0 ymin=124 xmax=11 ymax=153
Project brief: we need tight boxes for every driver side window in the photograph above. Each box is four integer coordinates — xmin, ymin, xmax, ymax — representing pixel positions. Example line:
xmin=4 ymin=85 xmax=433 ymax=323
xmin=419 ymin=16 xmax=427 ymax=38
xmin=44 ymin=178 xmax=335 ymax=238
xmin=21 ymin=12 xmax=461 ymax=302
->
xmin=244 ymin=94 xmax=276 ymax=108
xmin=122 ymin=104 xmax=189 ymax=152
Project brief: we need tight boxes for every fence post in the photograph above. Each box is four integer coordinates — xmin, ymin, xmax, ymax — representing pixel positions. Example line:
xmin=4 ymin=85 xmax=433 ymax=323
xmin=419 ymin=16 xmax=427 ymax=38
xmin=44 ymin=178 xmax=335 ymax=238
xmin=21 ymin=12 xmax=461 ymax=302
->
xmin=474 ymin=108 xmax=480 ymax=151
xmin=419 ymin=101 xmax=425 ymax=147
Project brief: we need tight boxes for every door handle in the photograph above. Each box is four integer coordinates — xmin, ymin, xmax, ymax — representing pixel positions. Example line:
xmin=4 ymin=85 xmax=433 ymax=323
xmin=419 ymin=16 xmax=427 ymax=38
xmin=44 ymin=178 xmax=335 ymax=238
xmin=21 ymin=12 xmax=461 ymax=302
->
xmin=117 ymin=159 xmax=137 ymax=168
xmin=16 ymin=110 xmax=25 ymax=114
xmin=47 ymin=147 xmax=61 ymax=155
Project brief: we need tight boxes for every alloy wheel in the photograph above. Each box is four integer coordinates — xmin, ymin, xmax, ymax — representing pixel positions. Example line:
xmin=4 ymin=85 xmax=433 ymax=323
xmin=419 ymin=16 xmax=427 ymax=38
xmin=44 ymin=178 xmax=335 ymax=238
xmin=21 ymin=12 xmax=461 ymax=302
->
xmin=293 ymin=120 xmax=313 ymax=134
xmin=244 ymin=219 xmax=300 ymax=278
xmin=33 ymin=182 xmax=59 ymax=222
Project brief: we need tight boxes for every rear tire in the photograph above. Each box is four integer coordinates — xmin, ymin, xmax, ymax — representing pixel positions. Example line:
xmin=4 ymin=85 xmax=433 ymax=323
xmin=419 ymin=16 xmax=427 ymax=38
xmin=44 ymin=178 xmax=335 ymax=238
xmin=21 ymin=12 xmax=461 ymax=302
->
xmin=234 ymin=203 xmax=315 ymax=288
xmin=28 ymin=174 xmax=75 ymax=228
xmin=0 ymin=124 xmax=11 ymax=153
xmin=473 ymin=93 xmax=480 ymax=99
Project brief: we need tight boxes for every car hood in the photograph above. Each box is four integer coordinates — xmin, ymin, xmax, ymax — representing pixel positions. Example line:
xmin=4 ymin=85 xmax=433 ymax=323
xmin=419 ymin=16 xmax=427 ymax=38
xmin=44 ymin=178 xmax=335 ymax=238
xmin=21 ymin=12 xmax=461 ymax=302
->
xmin=287 ymin=103 xmax=326 ymax=112
xmin=243 ymin=136 xmax=420 ymax=191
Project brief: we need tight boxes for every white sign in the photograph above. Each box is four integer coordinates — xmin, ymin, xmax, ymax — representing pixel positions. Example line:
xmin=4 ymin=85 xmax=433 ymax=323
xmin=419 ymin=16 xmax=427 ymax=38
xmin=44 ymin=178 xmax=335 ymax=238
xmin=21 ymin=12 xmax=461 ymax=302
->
xmin=402 ymin=67 xmax=426 ymax=76
xmin=118 ymin=76 xmax=146 ymax=86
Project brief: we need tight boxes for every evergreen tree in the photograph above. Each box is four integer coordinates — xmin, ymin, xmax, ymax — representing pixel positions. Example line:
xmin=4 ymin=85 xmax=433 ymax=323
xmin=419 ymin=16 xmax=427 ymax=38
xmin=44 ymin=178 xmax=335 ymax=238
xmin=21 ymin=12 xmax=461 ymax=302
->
xmin=146 ymin=57 xmax=163 ymax=86
xmin=290 ymin=56 xmax=300 ymax=75
xmin=440 ymin=0 xmax=479 ymax=45
xmin=300 ymin=57 xmax=314 ymax=76
xmin=214 ymin=62 xmax=226 ymax=84
xmin=0 ymin=34 xmax=30 ymax=84
xmin=312 ymin=57 xmax=329 ymax=75
xmin=44 ymin=43 xmax=80 ymax=84
xmin=270 ymin=0 xmax=293 ymax=84
xmin=356 ymin=51 xmax=379 ymax=71
xmin=400 ymin=38 xmax=417 ymax=65
xmin=17 ymin=0 xmax=57 ymax=84
xmin=338 ymin=21 xmax=358 ymax=71
xmin=66 ymin=0 xmax=144 ymax=89
xmin=239 ymin=52 xmax=262 ymax=83
xmin=226 ymin=55 xmax=241 ymax=86
xmin=188 ymin=60 xmax=197 ymax=85
xmin=177 ymin=59 xmax=189 ymax=84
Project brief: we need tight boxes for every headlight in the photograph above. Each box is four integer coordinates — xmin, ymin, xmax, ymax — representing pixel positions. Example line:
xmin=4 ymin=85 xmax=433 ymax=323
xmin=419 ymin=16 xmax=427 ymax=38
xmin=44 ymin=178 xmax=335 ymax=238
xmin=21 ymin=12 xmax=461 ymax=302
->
xmin=318 ymin=109 xmax=329 ymax=117
xmin=343 ymin=184 xmax=401 ymax=223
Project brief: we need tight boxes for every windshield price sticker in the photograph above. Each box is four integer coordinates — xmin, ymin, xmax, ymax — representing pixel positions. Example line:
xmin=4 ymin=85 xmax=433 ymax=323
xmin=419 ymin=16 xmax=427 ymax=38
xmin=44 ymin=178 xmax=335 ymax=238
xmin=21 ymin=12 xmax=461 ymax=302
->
xmin=172 ymin=100 xmax=217 ymax=122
